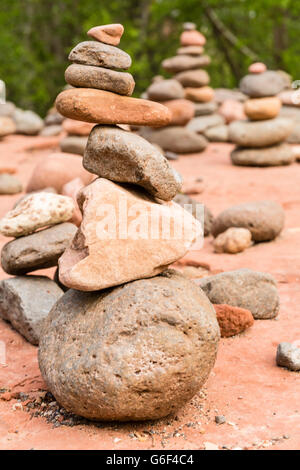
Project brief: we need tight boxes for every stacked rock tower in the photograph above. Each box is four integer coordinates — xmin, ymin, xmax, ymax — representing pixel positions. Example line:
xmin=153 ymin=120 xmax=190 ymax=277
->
xmin=140 ymin=22 xmax=218 ymax=155
xmin=229 ymin=64 xmax=294 ymax=166
xmin=37 ymin=25 xmax=220 ymax=421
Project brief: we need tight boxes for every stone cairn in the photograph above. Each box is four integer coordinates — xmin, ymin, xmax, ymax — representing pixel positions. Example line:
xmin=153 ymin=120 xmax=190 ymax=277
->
xmin=229 ymin=63 xmax=295 ymax=167
xmin=34 ymin=24 xmax=219 ymax=421
xmin=140 ymin=22 xmax=223 ymax=155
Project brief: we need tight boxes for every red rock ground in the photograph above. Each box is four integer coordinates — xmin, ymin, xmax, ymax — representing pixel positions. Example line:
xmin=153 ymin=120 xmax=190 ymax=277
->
xmin=0 ymin=136 xmax=299 ymax=450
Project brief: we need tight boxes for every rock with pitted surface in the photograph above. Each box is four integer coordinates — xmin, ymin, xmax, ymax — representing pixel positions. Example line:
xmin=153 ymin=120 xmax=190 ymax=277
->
xmin=56 ymin=88 xmax=171 ymax=127
xmin=147 ymin=79 xmax=184 ymax=101
xmin=162 ymin=55 xmax=211 ymax=74
xmin=58 ymin=178 xmax=201 ymax=291
xmin=175 ymin=70 xmax=210 ymax=88
xmin=83 ymin=126 xmax=182 ymax=201
xmin=0 ymin=276 xmax=63 ymax=345
xmin=276 ymin=343 xmax=300 ymax=372
xmin=65 ymin=64 xmax=135 ymax=96
xmin=0 ymin=193 xmax=75 ymax=238
xmin=87 ymin=24 xmax=124 ymax=46
xmin=141 ymin=126 xmax=208 ymax=154
xmin=60 ymin=136 xmax=88 ymax=156
xmin=69 ymin=41 xmax=131 ymax=70
xmin=26 ymin=153 xmax=94 ymax=193
xmin=187 ymin=114 xmax=225 ymax=134
xmin=1 ymin=223 xmax=77 ymax=275
xmin=213 ymin=227 xmax=252 ymax=254
xmin=212 ymin=200 xmax=284 ymax=242
xmin=228 ymin=118 xmax=294 ymax=148
xmin=240 ymin=71 xmax=287 ymax=98
xmin=38 ymin=270 xmax=220 ymax=421
xmin=0 ymin=174 xmax=22 ymax=195
xmin=231 ymin=143 xmax=294 ymax=167
xmin=199 ymin=269 xmax=279 ymax=319
xmin=213 ymin=304 xmax=254 ymax=338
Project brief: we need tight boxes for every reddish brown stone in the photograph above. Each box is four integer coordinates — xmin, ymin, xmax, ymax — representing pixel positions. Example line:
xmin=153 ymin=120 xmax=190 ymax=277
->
xmin=87 ymin=24 xmax=124 ymax=46
xmin=213 ymin=304 xmax=254 ymax=338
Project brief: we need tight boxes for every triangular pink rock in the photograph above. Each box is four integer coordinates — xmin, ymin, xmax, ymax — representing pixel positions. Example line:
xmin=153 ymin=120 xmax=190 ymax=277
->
xmin=87 ymin=24 xmax=124 ymax=46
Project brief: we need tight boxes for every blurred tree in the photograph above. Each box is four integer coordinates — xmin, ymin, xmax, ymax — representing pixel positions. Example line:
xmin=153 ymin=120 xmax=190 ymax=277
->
xmin=0 ymin=0 xmax=299 ymax=116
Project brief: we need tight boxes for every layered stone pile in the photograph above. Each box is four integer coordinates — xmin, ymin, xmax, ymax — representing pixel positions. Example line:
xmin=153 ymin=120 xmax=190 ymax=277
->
xmin=35 ymin=25 xmax=220 ymax=421
xmin=230 ymin=64 xmax=295 ymax=166
xmin=0 ymin=192 xmax=77 ymax=344
xmin=141 ymin=23 xmax=218 ymax=154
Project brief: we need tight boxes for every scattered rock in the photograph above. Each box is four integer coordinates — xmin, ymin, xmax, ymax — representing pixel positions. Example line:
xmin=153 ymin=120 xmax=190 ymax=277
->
xmin=69 ymin=41 xmax=131 ymax=70
xmin=162 ymin=55 xmax=211 ymax=74
xmin=0 ymin=174 xmax=22 ymax=195
xmin=204 ymin=125 xmax=229 ymax=142
xmin=187 ymin=114 xmax=225 ymax=133
xmin=147 ymin=79 xmax=184 ymax=101
xmin=1 ymin=223 xmax=77 ymax=275
xmin=199 ymin=268 xmax=279 ymax=319
xmin=231 ymin=143 xmax=295 ymax=167
xmin=38 ymin=270 xmax=220 ymax=421
xmin=87 ymin=24 xmax=124 ymax=46
xmin=65 ymin=64 xmax=135 ymax=96
xmin=0 ymin=193 xmax=75 ymax=238
xmin=60 ymin=136 xmax=88 ymax=156
xmin=228 ymin=118 xmax=294 ymax=148
xmin=244 ymin=97 xmax=281 ymax=121
xmin=0 ymin=276 xmax=63 ymax=345
xmin=58 ymin=178 xmax=201 ymax=291
xmin=213 ymin=227 xmax=252 ymax=253
xmin=140 ymin=126 xmax=207 ymax=154
xmin=276 ymin=343 xmax=300 ymax=372
xmin=175 ymin=70 xmax=210 ymax=88
xmin=215 ymin=415 xmax=226 ymax=424
xmin=13 ymin=109 xmax=44 ymax=135
xmin=0 ymin=116 xmax=16 ymax=137
xmin=240 ymin=71 xmax=287 ymax=98
xmin=214 ymin=304 xmax=254 ymax=337
xmin=26 ymin=152 xmax=94 ymax=193
xmin=56 ymin=88 xmax=171 ymax=127
xmin=83 ymin=125 xmax=181 ymax=201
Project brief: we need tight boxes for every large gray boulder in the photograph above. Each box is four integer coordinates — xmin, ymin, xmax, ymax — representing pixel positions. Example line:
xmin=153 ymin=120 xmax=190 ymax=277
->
xmin=39 ymin=270 xmax=220 ymax=421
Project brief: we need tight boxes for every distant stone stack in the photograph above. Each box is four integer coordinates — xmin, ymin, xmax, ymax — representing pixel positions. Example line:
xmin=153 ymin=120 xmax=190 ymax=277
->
xmin=33 ymin=24 xmax=220 ymax=422
xmin=140 ymin=22 xmax=217 ymax=154
xmin=230 ymin=63 xmax=295 ymax=166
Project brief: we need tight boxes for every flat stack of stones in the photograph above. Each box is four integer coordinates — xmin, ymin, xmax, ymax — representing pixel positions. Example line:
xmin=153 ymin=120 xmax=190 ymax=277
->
xmin=230 ymin=64 xmax=295 ymax=166
xmin=140 ymin=22 xmax=220 ymax=154
xmin=37 ymin=24 xmax=220 ymax=422
xmin=0 ymin=192 xmax=77 ymax=344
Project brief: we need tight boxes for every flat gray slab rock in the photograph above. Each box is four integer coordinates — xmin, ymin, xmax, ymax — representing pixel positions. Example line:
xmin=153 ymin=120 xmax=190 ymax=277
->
xmin=141 ymin=126 xmax=208 ymax=154
xmin=0 ymin=276 xmax=63 ymax=345
xmin=231 ymin=143 xmax=294 ymax=166
xmin=276 ymin=343 xmax=300 ymax=371
xmin=228 ymin=118 xmax=294 ymax=148
xmin=240 ymin=71 xmax=287 ymax=98
xmin=199 ymin=268 xmax=279 ymax=319
xmin=83 ymin=125 xmax=182 ymax=201
xmin=38 ymin=270 xmax=220 ymax=421
xmin=212 ymin=200 xmax=284 ymax=242
xmin=0 ymin=174 xmax=22 ymax=195
xmin=65 ymin=64 xmax=135 ymax=96
xmin=1 ymin=222 xmax=77 ymax=275
xmin=68 ymin=41 xmax=131 ymax=70
xmin=162 ymin=55 xmax=211 ymax=73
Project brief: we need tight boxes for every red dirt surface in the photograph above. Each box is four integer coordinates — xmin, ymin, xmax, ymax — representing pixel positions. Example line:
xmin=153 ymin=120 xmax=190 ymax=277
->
xmin=0 ymin=137 xmax=299 ymax=450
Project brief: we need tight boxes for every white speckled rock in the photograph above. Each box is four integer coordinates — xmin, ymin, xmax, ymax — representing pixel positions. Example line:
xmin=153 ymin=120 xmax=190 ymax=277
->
xmin=0 ymin=193 xmax=75 ymax=238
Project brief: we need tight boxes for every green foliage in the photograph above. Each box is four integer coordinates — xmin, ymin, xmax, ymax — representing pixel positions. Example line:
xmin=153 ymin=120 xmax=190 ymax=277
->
xmin=0 ymin=0 xmax=300 ymax=116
